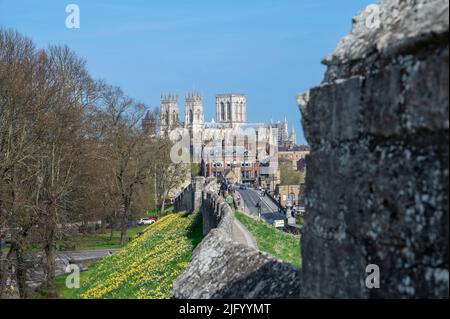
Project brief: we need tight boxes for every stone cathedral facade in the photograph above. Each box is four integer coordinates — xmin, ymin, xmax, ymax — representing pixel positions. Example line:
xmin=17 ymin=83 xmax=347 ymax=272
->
xmin=157 ymin=92 xmax=296 ymax=185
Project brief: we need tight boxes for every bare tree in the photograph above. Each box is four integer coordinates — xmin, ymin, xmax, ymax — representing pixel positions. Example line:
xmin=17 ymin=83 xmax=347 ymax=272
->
xmin=150 ymin=139 xmax=190 ymax=213
xmin=30 ymin=45 xmax=95 ymax=297
xmin=0 ymin=30 xmax=99 ymax=297
xmin=0 ymin=28 xmax=44 ymax=298
xmin=0 ymin=27 xmax=165 ymax=298
xmin=94 ymin=84 xmax=154 ymax=244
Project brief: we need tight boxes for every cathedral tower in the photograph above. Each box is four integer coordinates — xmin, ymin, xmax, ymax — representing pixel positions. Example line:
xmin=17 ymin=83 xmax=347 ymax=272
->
xmin=185 ymin=92 xmax=204 ymax=163
xmin=184 ymin=92 xmax=204 ymax=129
xmin=216 ymin=94 xmax=246 ymax=127
xmin=159 ymin=93 xmax=179 ymax=135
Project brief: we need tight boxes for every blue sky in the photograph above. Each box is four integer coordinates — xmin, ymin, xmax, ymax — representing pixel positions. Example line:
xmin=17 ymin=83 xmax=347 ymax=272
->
xmin=0 ymin=0 xmax=375 ymax=144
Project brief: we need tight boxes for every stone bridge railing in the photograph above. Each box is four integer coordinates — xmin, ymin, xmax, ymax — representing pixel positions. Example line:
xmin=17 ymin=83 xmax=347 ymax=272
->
xmin=172 ymin=177 xmax=301 ymax=299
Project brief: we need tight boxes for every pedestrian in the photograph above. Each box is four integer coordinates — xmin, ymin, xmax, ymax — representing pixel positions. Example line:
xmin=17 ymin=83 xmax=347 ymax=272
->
xmin=256 ymin=201 xmax=262 ymax=220
xmin=225 ymin=193 xmax=235 ymax=208
xmin=220 ymin=182 xmax=227 ymax=197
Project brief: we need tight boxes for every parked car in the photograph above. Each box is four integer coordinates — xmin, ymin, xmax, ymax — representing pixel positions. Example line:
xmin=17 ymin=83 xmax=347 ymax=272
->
xmin=239 ymin=184 xmax=247 ymax=190
xmin=137 ymin=218 xmax=156 ymax=226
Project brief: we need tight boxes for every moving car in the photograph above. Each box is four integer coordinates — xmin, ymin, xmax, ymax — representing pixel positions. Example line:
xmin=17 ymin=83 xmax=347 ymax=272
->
xmin=137 ymin=218 xmax=156 ymax=226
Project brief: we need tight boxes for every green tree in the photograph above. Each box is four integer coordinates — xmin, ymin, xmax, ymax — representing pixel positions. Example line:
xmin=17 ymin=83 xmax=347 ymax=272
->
xmin=280 ymin=163 xmax=304 ymax=186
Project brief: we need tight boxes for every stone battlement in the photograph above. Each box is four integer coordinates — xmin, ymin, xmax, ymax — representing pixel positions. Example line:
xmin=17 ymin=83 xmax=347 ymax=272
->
xmin=172 ymin=178 xmax=300 ymax=299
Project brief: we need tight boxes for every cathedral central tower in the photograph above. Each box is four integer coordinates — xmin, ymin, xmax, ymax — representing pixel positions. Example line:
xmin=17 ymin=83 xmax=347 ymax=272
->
xmin=215 ymin=94 xmax=246 ymax=127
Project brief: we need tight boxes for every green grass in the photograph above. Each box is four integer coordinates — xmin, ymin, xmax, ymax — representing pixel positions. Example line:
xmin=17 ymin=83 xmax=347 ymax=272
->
xmin=34 ymin=226 xmax=159 ymax=298
xmin=2 ymin=226 xmax=146 ymax=254
xmin=58 ymin=226 xmax=145 ymax=251
xmin=34 ymin=269 xmax=92 ymax=299
xmin=74 ymin=212 xmax=203 ymax=299
xmin=147 ymin=205 xmax=174 ymax=219
xmin=235 ymin=211 xmax=301 ymax=267
xmin=35 ymin=212 xmax=203 ymax=299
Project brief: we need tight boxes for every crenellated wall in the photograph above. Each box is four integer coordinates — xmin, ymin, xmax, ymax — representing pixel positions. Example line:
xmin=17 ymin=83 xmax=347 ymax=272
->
xmin=174 ymin=176 xmax=205 ymax=213
xmin=172 ymin=179 xmax=301 ymax=299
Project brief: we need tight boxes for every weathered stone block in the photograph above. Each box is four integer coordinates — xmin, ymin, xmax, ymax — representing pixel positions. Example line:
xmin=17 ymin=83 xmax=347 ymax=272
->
xmin=402 ymin=47 xmax=449 ymax=133
xmin=303 ymin=76 xmax=364 ymax=145
xmin=299 ymin=0 xmax=449 ymax=299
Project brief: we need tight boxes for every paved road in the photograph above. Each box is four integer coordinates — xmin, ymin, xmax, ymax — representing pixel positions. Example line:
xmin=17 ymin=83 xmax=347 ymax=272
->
xmin=236 ymin=188 xmax=285 ymax=226
xmin=57 ymin=248 xmax=120 ymax=264
xmin=19 ymin=248 xmax=121 ymax=293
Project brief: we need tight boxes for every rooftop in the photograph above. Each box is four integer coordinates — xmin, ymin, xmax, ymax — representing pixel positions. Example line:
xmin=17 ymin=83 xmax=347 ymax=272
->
xmin=278 ymin=144 xmax=310 ymax=152
xmin=216 ymin=93 xmax=246 ymax=98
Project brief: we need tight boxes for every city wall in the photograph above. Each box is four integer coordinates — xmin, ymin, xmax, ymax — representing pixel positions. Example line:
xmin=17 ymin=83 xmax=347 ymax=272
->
xmin=173 ymin=0 xmax=449 ymax=299
xmin=172 ymin=178 xmax=301 ymax=298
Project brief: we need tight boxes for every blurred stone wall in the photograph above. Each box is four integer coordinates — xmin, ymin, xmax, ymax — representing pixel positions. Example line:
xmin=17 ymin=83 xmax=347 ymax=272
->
xmin=298 ymin=0 xmax=449 ymax=298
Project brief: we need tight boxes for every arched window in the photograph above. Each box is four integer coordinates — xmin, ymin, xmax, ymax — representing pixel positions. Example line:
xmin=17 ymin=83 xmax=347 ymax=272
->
xmin=189 ymin=109 xmax=193 ymax=124
xmin=220 ymin=102 xmax=225 ymax=121
xmin=240 ymin=102 xmax=244 ymax=121
xmin=221 ymin=139 xmax=226 ymax=157
xmin=227 ymin=102 xmax=231 ymax=121
xmin=244 ymin=135 xmax=249 ymax=152
xmin=172 ymin=111 xmax=177 ymax=125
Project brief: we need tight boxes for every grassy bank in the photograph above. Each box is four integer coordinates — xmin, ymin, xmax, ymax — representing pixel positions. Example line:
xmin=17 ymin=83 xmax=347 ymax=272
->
xmin=5 ymin=207 xmax=176 ymax=254
xmin=235 ymin=211 xmax=301 ymax=267
xmin=60 ymin=226 xmax=144 ymax=251
xmin=34 ymin=269 xmax=92 ymax=299
xmin=72 ymin=212 xmax=202 ymax=299
xmin=57 ymin=205 xmax=175 ymax=251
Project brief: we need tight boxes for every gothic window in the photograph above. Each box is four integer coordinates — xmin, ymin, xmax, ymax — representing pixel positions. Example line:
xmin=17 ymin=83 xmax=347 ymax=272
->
xmin=220 ymin=102 xmax=225 ymax=121
xmin=244 ymin=136 xmax=250 ymax=156
xmin=189 ymin=109 xmax=193 ymax=124
xmin=172 ymin=111 xmax=177 ymax=125
xmin=227 ymin=102 xmax=231 ymax=121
